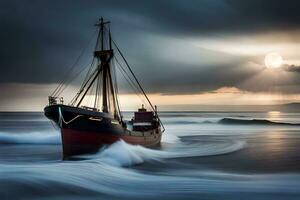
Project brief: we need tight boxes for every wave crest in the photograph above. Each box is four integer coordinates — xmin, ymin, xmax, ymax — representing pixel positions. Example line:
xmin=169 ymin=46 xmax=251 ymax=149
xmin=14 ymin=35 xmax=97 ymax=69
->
xmin=89 ymin=139 xmax=246 ymax=167
xmin=0 ymin=132 xmax=60 ymax=144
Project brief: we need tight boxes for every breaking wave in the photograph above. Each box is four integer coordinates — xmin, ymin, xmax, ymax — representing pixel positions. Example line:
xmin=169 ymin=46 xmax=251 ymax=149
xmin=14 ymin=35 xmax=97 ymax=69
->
xmin=81 ymin=139 xmax=246 ymax=167
xmin=1 ymin=111 xmax=300 ymax=199
xmin=0 ymin=130 xmax=245 ymax=167
xmin=0 ymin=140 xmax=299 ymax=200
xmin=0 ymin=131 xmax=60 ymax=144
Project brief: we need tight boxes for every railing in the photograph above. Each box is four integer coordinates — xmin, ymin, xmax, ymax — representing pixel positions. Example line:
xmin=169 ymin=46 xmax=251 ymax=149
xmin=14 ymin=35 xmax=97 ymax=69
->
xmin=48 ymin=96 xmax=64 ymax=105
xmin=81 ymin=106 xmax=99 ymax=112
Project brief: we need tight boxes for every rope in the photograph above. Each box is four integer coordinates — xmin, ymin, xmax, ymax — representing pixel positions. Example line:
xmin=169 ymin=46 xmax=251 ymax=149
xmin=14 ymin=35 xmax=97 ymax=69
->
xmin=114 ymin=57 xmax=149 ymax=109
xmin=58 ymin=107 xmax=83 ymax=127
xmin=112 ymin=39 xmax=165 ymax=132
xmin=51 ymin=30 xmax=97 ymax=97
xmin=57 ymin=58 xmax=94 ymax=97
xmin=70 ymin=66 xmax=98 ymax=106
xmin=111 ymin=59 xmax=123 ymax=122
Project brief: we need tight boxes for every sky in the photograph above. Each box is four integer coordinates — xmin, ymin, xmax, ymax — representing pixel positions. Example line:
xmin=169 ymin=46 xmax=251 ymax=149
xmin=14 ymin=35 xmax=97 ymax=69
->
xmin=1 ymin=0 xmax=300 ymax=111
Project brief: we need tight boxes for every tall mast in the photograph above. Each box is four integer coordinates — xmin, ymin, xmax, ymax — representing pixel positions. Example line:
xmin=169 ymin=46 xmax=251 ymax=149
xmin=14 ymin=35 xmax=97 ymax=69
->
xmin=94 ymin=18 xmax=116 ymax=115
xmin=100 ymin=18 xmax=108 ymax=113
xmin=73 ymin=18 xmax=121 ymax=121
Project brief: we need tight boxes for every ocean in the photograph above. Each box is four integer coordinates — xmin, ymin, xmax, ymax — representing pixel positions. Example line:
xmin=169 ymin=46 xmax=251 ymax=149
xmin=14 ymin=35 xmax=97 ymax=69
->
xmin=0 ymin=111 xmax=300 ymax=200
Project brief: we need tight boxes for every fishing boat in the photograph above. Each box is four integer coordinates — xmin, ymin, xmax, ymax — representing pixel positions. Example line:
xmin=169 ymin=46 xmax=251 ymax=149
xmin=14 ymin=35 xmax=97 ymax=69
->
xmin=44 ymin=18 xmax=164 ymax=159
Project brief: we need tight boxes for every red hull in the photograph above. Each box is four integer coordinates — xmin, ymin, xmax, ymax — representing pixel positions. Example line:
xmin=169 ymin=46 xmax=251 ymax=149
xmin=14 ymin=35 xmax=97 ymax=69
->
xmin=61 ymin=128 xmax=161 ymax=158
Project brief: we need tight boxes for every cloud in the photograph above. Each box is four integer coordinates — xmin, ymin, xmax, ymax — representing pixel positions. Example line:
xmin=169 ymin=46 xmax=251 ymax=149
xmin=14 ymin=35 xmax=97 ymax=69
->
xmin=283 ymin=64 xmax=300 ymax=73
xmin=1 ymin=0 xmax=300 ymax=99
xmin=211 ymin=87 xmax=244 ymax=94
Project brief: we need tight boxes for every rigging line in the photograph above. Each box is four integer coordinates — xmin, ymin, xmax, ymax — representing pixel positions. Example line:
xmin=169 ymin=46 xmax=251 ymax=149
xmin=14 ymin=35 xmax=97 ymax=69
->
xmin=103 ymin=27 xmax=142 ymax=93
xmin=104 ymin=27 xmax=148 ymax=113
xmin=115 ymin=58 xmax=150 ymax=110
xmin=103 ymin=27 xmax=143 ymax=93
xmin=94 ymin=65 xmax=101 ymax=108
xmin=114 ymin=57 xmax=142 ymax=97
xmin=114 ymin=55 xmax=151 ymax=111
xmin=116 ymin=65 xmax=150 ymax=113
xmin=88 ymin=78 xmax=97 ymax=107
xmin=114 ymin=57 xmax=143 ymax=97
xmin=55 ymin=55 xmax=94 ymax=97
xmin=81 ymin=58 xmax=96 ymax=91
xmin=70 ymin=67 xmax=98 ymax=105
xmin=69 ymin=61 xmax=98 ymax=105
xmin=73 ymin=24 xmax=101 ymax=103
xmin=52 ymin=29 xmax=98 ymax=97
xmin=103 ymin=27 xmax=149 ymax=110
xmin=112 ymin=39 xmax=165 ymax=132
xmin=70 ymin=59 xmax=97 ymax=104
xmin=112 ymin=40 xmax=155 ymax=110
xmin=71 ymin=66 xmax=97 ymax=105
xmin=95 ymin=63 xmax=103 ymax=109
xmin=57 ymin=58 xmax=94 ymax=97
xmin=76 ymin=64 xmax=104 ymax=107
xmin=98 ymin=69 xmax=103 ymax=110
xmin=94 ymin=24 xmax=101 ymax=52
xmin=53 ymin=37 xmax=97 ymax=98
xmin=112 ymin=59 xmax=123 ymax=121
xmin=107 ymin=65 xmax=118 ymax=118
xmin=115 ymin=58 xmax=149 ymax=108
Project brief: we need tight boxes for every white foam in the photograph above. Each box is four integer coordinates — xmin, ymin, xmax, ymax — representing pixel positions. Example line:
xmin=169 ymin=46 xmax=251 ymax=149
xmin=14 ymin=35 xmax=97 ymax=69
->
xmin=91 ymin=139 xmax=246 ymax=167
xmin=0 ymin=131 xmax=60 ymax=144
xmin=161 ymin=131 xmax=180 ymax=143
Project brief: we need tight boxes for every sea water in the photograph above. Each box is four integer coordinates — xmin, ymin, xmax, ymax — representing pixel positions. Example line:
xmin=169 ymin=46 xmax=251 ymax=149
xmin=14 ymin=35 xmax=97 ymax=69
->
xmin=0 ymin=111 xmax=300 ymax=200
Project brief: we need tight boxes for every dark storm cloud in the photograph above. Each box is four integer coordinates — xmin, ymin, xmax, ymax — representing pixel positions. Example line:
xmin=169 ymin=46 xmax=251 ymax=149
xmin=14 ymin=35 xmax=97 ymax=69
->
xmin=283 ymin=64 xmax=300 ymax=73
xmin=1 ymin=0 xmax=300 ymax=94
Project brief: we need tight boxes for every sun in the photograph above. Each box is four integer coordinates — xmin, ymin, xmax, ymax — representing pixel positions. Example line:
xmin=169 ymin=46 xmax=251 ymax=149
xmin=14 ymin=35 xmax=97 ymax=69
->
xmin=264 ymin=52 xmax=283 ymax=69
